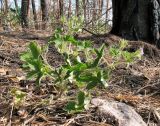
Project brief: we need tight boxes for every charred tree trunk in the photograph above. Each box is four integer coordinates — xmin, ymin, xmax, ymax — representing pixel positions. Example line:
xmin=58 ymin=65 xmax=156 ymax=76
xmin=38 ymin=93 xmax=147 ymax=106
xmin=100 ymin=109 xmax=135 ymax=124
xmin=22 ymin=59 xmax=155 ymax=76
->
xmin=41 ymin=0 xmax=48 ymax=30
xmin=21 ymin=0 xmax=30 ymax=28
xmin=149 ymin=0 xmax=160 ymax=48
xmin=32 ymin=0 xmax=38 ymax=29
xmin=111 ymin=0 xmax=140 ymax=40
xmin=111 ymin=0 xmax=160 ymax=48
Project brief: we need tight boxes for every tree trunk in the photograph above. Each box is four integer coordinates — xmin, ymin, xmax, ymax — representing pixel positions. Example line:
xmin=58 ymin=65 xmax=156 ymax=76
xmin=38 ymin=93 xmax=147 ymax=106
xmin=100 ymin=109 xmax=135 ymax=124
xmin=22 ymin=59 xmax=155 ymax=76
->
xmin=21 ymin=0 xmax=30 ymax=28
xmin=2 ymin=0 xmax=8 ymax=25
xmin=111 ymin=0 xmax=158 ymax=44
xmin=106 ymin=0 xmax=110 ymax=21
xmin=32 ymin=0 xmax=38 ymax=29
xmin=41 ymin=0 xmax=48 ymax=30
xmin=82 ymin=0 xmax=87 ymax=23
xmin=76 ymin=0 xmax=80 ymax=17
xmin=4 ymin=0 xmax=8 ymax=14
xmin=87 ymin=0 xmax=90 ymax=22
xmin=59 ymin=0 xmax=63 ymax=18
xmin=98 ymin=0 xmax=103 ymax=16
xmin=92 ymin=0 xmax=96 ymax=28
xmin=68 ymin=0 xmax=72 ymax=18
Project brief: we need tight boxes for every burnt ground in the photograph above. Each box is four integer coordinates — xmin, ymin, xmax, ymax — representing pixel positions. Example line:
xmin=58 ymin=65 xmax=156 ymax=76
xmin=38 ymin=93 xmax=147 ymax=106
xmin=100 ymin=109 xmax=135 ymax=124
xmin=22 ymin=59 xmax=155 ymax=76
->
xmin=0 ymin=29 xmax=160 ymax=126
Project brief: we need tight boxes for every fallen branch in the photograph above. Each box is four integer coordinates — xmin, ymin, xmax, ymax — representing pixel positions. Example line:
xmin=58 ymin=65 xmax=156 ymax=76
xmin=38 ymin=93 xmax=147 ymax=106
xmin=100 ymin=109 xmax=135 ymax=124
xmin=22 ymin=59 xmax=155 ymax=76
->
xmin=82 ymin=28 xmax=98 ymax=36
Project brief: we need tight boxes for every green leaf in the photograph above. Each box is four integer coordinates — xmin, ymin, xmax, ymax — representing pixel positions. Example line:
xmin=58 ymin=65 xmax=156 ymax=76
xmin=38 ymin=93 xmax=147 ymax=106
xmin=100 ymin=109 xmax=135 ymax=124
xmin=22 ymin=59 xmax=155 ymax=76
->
xmin=11 ymin=88 xmax=26 ymax=106
xmin=20 ymin=52 xmax=32 ymax=62
xmin=26 ymin=71 xmax=37 ymax=79
xmin=29 ymin=42 xmax=41 ymax=59
xmin=54 ymin=39 xmax=63 ymax=45
xmin=120 ymin=39 xmax=128 ymax=49
xmin=65 ymin=101 xmax=76 ymax=112
xmin=86 ymin=81 xmax=98 ymax=90
xmin=134 ymin=48 xmax=143 ymax=59
xmin=76 ymin=82 xmax=86 ymax=87
xmin=64 ymin=63 xmax=88 ymax=72
xmin=109 ymin=47 xmax=120 ymax=57
xmin=91 ymin=44 xmax=104 ymax=67
xmin=64 ymin=35 xmax=77 ymax=45
xmin=76 ymin=74 xmax=97 ymax=82
xmin=77 ymin=91 xmax=85 ymax=106
xmin=122 ymin=51 xmax=134 ymax=63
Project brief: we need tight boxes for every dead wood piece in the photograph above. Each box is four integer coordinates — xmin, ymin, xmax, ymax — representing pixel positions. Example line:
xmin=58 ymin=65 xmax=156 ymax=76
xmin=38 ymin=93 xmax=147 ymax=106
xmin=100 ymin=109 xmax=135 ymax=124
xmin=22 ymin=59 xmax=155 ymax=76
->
xmin=82 ymin=28 xmax=98 ymax=36
xmin=91 ymin=98 xmax=147 ymax=126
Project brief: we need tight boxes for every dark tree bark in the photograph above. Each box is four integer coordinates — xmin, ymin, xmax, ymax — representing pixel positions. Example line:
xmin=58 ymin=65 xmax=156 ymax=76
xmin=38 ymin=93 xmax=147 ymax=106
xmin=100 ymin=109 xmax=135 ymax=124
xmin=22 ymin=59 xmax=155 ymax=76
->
xmin=21 ymin=0 xmax=30 ymax=28
xmin=111 ymin=0 xmax=150 ymax=40
xmin=32 ymin=0 xmax=38 ymax=29
xmin=149 ymin=0 xmax=160 ymax=48
xmin=41 ymin=0 xmax=48 ymax=30
xmin=59 ymin=0 xmax=64 ymax=18
xmin=76 ymin=0 xmax=80 ymax=17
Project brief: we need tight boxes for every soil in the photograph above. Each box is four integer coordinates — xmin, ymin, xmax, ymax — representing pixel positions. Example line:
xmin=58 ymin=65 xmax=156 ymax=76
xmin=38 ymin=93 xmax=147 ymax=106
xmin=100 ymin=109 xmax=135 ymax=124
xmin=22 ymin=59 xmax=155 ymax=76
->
xmin=0 ymin=29 xmax=160 ymax=126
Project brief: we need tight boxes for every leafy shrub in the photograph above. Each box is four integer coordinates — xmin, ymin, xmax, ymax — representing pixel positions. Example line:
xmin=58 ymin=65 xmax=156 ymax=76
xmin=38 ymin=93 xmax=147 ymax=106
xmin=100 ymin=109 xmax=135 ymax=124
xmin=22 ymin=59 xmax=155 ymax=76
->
xmin=20 ymin=30 xmax=143 ymax=113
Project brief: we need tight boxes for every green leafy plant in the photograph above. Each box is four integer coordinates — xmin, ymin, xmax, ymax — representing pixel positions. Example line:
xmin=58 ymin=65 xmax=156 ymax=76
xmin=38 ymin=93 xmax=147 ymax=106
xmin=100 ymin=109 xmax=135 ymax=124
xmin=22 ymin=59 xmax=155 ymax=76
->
xmin=10 ymin=88 xmax=26 ymax=107
xmin=20 ymin=41 xmax=52 ymax=87
xmin=108 ymin=39 xmax=143 ymax=68
xmin=20 ymin=30 xmax=143 ymax=113
xmin=65 ymin=91 xmax=89 ymax=113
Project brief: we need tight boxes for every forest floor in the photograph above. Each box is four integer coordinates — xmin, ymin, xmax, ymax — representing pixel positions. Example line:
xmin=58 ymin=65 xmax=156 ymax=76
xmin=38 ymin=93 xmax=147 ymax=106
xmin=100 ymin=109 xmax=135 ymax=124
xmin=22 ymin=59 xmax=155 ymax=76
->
xmin=0 ymin=29 xmax=160 ymax=126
